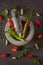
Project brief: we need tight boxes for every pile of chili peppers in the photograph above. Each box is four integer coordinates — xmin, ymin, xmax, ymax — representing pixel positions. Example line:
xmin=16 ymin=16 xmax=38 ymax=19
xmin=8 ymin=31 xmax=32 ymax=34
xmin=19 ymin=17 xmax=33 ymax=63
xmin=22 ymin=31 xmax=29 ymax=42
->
xmin=0 ymin=7 xmax=43 ymax=65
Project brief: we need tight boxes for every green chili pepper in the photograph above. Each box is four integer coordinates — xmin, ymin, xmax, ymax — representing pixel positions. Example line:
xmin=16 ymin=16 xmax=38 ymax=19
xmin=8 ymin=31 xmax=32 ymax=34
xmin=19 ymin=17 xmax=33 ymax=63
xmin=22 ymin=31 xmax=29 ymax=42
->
xmin=34 ymin=59 xmax=40 ymax=65
xmin=35 ymin=43 xmax=39 ymax=50
xmin=6 ymin=28 xmax=24 ymax=42
xmin=5 ymin=39 xmax=9 ymax=46
xmin=20 ymin=9 xmax=24 ymax=15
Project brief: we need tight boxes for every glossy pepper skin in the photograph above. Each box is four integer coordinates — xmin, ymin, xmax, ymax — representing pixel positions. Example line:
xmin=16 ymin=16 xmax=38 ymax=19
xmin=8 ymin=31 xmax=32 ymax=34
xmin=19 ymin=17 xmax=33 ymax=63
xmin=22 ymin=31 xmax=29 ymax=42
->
xmin=5 ymin=39 xmax=9 ymax=46
xmin=35 ymin=19 xmax=41 ymax=27
xmin=8 ymin=19 xmax=14 ymax=29
xmin=6 ymin=28 xmax=24 ymax=42
xmin=34 ymin=59 xmax=40 ymax=65
xmin=36 ymin=34 xmax=43 ymax=39
xmin=34 ymin=43 xmax=39 ymax=50
xmin=11 ymin=46 xmax=19 ymax=51
xmin=1 ymin=53 xmax=9 ymax=58
xmin=0 ymin=16 xmax=3 ymax=22
xmin=20 ymin=9 xmax=24 ymax=15
xmin=27 ymin=54 xmax=35 ymax=58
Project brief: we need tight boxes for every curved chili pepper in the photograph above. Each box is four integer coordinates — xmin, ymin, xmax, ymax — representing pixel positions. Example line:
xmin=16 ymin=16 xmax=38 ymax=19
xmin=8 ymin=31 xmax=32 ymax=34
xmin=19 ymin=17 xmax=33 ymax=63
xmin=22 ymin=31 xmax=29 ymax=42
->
xmin=6 ymin=28 xmax=24 ymax=41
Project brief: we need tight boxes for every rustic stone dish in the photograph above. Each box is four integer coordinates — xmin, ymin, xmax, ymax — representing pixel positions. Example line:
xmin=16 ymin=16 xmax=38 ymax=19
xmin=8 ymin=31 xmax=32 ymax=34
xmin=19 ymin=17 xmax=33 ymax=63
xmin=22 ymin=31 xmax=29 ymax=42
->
xmin=5 ymin=16 xmax=34 ymax=46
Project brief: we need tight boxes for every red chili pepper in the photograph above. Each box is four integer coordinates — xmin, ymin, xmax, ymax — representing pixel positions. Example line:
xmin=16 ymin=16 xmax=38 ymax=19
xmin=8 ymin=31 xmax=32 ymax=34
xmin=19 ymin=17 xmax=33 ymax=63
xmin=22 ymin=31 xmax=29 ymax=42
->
xmin=11 ymin=46 xmax=19 ymax=51
xmin=36 ymin=34 xmax=43 ymax=39
xmin=0 ymin=16 xmax=3 ymax=22
xmin=35 ymin=19 xmax=41 ymax=27
xmin=1 ymin=53 xmax=9 ymax=58
xmin=27 ymin=54 xmax=35 ymax=58
xmin=8 ymin=19 xmax=14 ymax=29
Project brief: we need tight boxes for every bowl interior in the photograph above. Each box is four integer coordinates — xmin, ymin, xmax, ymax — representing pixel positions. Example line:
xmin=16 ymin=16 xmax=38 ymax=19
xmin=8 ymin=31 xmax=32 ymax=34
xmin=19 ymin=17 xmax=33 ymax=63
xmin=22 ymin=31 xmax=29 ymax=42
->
xmin=5 ymin=16 xmax=34 ymax=46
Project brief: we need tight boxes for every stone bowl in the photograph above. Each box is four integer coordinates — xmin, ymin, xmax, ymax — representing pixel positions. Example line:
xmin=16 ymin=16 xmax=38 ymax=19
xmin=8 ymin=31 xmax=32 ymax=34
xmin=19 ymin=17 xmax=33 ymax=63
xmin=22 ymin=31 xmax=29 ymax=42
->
xmin=5 ymin=16 xmax=34 ymax=46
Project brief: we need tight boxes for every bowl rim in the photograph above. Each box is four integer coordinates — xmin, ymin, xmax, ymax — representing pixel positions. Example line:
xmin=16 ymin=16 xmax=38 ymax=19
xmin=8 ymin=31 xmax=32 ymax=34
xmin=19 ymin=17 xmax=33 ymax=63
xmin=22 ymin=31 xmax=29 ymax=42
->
xmin=5 ymin=16 xmax=34 ymax=46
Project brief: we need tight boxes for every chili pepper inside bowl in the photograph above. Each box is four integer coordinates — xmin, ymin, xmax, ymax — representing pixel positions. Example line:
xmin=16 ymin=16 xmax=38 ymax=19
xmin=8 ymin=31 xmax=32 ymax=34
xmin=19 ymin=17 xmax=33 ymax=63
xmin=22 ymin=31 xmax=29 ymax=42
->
xmin=5 ymin=16 xmax=34 ymax=46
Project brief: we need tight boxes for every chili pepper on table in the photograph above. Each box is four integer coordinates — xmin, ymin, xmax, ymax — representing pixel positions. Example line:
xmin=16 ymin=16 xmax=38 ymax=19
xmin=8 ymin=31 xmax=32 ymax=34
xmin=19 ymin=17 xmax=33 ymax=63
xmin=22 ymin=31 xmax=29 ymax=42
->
xmin=11 ymin=46 xmax=19 ymax=51
xmin=20 ymin=8 xmax=24 ymax=15
xmin=34 ymin=43 xmax=39 ymax=50
xmin=36 ymin=34 xmax=43 ymax=39
xmin=0 ymin=16 xmax=3 ymax=22
xmin=6 ymin=28 xmax=24 ymax=41
xmin=34 ymin=59 xmax=40 ymax=65
xmin=5 ymin=39 xmax=9 ymax=46
xmin=27 ymin=54 xmax=35 ymax=58
xmin=1 ymin=53 xmax=9 ymax=58
xmin=35 ymin=19 xmax=42 ymax=27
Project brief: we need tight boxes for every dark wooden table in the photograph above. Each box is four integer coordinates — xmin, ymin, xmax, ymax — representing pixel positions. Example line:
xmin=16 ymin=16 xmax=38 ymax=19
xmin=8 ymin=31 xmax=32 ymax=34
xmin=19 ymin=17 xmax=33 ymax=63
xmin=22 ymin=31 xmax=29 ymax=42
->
xmin=0 ymin=0 xmax=43 ymax=65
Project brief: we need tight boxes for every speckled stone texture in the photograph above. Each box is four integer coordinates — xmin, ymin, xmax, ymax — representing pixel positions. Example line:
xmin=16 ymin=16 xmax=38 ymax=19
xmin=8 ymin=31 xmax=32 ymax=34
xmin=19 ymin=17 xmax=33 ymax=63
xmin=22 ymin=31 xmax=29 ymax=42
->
xmin=0 ymin=0 xmax=43 ymax=65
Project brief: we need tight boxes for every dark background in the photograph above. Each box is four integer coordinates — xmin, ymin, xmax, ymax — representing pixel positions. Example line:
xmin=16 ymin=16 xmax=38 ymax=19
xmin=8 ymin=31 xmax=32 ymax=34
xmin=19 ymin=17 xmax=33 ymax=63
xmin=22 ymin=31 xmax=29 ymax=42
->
xmin=0 ymin=0 xmax=43 ymax=65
